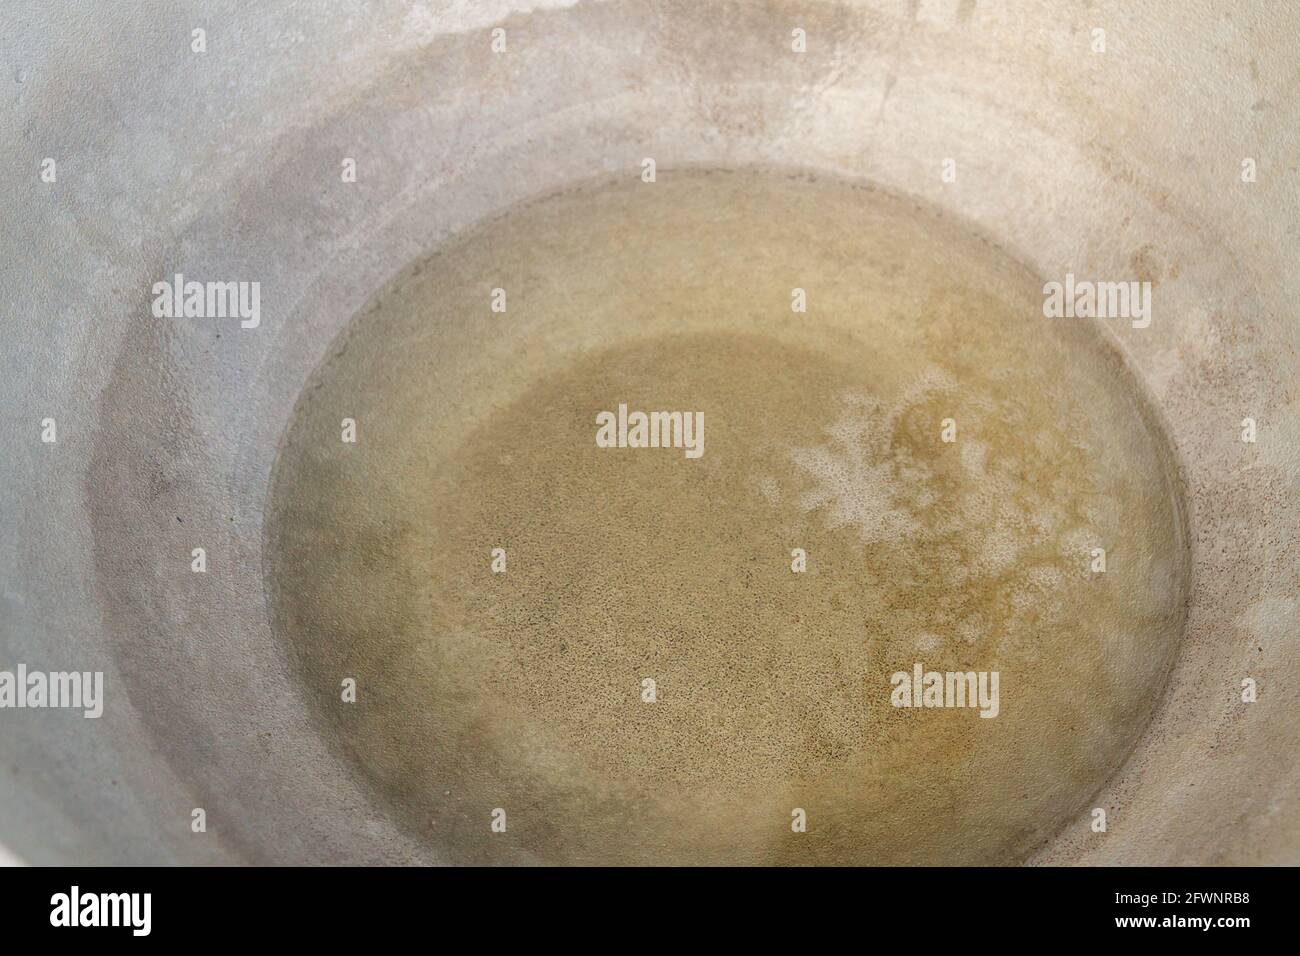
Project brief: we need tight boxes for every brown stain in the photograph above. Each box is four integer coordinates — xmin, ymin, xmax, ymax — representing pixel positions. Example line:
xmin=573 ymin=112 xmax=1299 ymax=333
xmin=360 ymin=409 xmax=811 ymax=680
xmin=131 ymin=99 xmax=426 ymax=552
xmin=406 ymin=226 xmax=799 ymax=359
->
xmin=265 ymin=169 xmax=1190 ymax=864
xmin=1129 ymin=243 xmax=1173 ymax=287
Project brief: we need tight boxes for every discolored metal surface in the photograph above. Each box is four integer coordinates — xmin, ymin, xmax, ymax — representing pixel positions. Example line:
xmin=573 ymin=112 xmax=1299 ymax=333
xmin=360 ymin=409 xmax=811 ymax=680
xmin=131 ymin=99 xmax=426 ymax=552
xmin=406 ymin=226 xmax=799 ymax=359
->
xmin=267 ymin=170 xmax=1190 ymax=864
xmin=0 ymin=0 xmax=1296 ymax=865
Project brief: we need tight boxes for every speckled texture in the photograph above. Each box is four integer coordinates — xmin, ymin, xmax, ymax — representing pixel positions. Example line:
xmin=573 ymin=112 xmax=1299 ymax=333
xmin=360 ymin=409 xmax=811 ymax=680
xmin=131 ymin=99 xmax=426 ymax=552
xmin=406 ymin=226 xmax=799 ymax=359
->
xmin=266 ymin=170 xmax=1189 ymax=864
xmin=0 ymin=0 xmax=1296 ymax=865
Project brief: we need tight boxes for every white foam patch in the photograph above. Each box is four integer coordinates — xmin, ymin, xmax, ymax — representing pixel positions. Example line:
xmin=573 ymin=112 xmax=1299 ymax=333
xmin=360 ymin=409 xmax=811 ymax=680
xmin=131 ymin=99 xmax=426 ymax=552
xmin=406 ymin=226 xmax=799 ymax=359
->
xmin=915 ymin=632 xmax=944 ymax=653
xmin=977 ymin=525 xmax=1021 ymax=575
xmin=1025 ymin=565 xmax=1064 ymax=592
xmin=1060 ymin=527 xmax=1097 ymax=564
xmin=789 ymin=435 xmax=919 ymax=545
xmin=960 ymin=439 xmax=989 ymax=476
xmin=753 ymin=474 xmax=781 ymax=505
xmin=956 ymin=620 xmax=983 ymax=645
xmin=787 ymin=378 xmax=963 ymax=545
